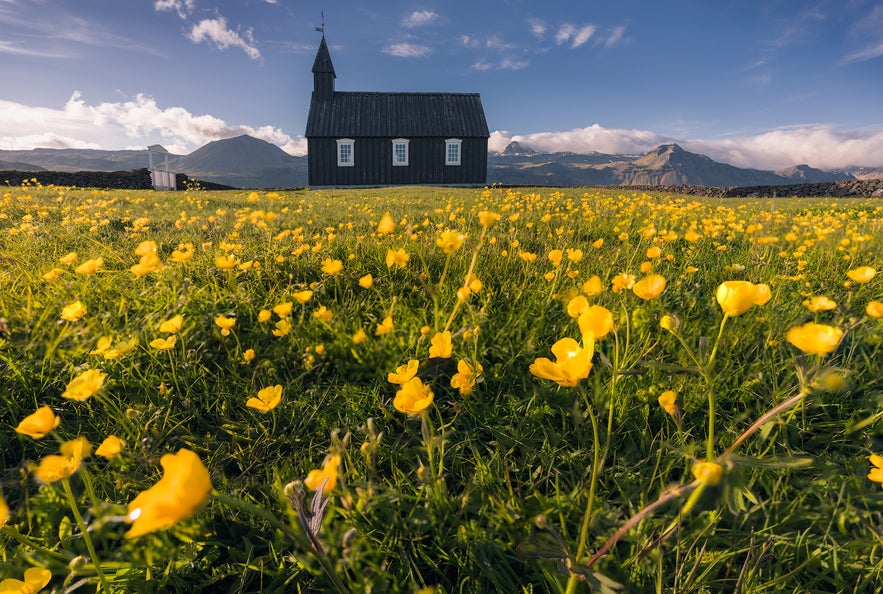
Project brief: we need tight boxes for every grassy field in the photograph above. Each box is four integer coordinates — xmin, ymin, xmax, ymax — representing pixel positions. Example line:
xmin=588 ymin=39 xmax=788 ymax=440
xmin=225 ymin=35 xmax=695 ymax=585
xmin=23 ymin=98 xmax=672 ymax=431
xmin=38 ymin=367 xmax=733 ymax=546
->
xmin=1 ymin=182 xmax=882 ymax=593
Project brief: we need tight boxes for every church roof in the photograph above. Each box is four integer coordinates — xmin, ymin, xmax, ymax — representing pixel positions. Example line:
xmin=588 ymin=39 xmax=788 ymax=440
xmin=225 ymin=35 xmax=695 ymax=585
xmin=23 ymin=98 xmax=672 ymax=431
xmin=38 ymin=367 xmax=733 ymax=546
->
xmin=306 ymin=92 xmax=489 ymax=138
xmin=311 ymin=36 xmax=335 ymax=76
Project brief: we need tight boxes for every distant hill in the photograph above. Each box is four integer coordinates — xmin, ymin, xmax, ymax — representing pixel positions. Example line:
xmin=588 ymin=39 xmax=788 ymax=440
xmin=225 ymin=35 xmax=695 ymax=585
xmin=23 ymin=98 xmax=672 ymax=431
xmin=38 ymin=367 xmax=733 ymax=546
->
xmin=488 ymin=142 xmax=858 ymax=187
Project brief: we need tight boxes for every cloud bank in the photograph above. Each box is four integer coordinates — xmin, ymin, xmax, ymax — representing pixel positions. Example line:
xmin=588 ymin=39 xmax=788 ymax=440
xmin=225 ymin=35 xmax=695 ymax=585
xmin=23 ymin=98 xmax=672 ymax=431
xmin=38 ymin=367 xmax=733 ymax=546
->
xmin=0 ymin=92 xmax=305 ymax=156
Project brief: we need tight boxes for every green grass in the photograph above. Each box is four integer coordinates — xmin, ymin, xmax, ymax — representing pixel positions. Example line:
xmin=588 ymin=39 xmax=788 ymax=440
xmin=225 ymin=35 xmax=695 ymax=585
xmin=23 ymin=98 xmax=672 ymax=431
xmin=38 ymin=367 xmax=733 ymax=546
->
xmin=1 ymin=182 xmax=882 ymax=593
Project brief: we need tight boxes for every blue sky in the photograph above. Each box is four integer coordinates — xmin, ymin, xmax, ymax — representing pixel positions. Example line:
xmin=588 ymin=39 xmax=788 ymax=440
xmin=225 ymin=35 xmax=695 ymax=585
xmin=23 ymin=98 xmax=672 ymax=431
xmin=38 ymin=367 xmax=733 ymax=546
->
xmin=1 ymin=0 xmax=882 ymax=170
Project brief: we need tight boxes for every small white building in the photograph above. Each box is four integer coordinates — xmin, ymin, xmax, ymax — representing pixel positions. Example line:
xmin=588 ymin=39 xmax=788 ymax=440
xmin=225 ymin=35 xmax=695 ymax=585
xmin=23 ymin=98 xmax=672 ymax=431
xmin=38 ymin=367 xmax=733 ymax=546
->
xmin=147 ymin=144 xmax=176 ymax=190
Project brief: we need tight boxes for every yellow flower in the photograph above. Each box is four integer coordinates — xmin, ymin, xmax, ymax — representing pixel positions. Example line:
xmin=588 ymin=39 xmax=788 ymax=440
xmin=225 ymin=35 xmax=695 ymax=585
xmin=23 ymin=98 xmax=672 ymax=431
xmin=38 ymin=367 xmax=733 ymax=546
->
xmin=214 ymin=254 xmax=238 ymax=269
xmin=547 ymin=249 xmax=563 ymax=267
xmin=134 ymin=240 xmax=158 ymax=257
xmin=632 ymin=274 xmax=667 ymax=300
xmin=215 ymin=315 xmax=236 ymax=336
xmin=802 ymin=296 xmax=837 ymax=312
xmin=293 ymin=290 xmax=313 ymax=304
xmin=529 ymin=337 xmax=593 ymax=387
xmin=272 ymin=319 xmax=291 ymax=337
xmin=451 ymin=359 xmax=482 ymax=396
xmin=95 ymin=435 xmax=124 ymax=459
xmin=313 ymin=305 xmax=333 ymax=322
xmin=657 ymin=390 xmax=677 ymax=415
xmin=847 ymin=266 xmax=876 ymax=283
xmin=611 ymin=272 xmax=635 ymax=293
xmin=125 ymin=449 xmax=212 ymax=538
xmin=150 ymin=336 xmax=177 ymax=350
xmin=578 ymin=305 xmax=614 ymax=341
xmin=785 ymin=322 xmax=843 ymax=355
xmin=43 ymin=267 xmax=65 ymax=281
xmin=321 ymin=257 xmax=343 ymax=275
xmin=358 ymin=274 xmax=374 ymax=289
xmin=388 ymin=359 xmax=420 ymax=384
xmin=376 ymin=213 xmax=396 ymax=234
xmin=660 ymin=314 xmax=682 ymax=334
xmin=60 ymin=251 xmax=78 ymax=265
xmin=258 ymin=309 xmax=272 ymax=323
xmin=393 ymin=377 xmax=435 ymax=414
xmin=477 ymin=210 xmax=501 ymax=227
xmin=305 ymin=454 xmax=341 ymax=492
xmin=104 ymin=338 xmax=136 ymax=359
xmin=591 ymin=238 xmax=604 ymax=249
xmin=566 ymin=248 xmax=583 ymax=263
xmin=385 ymin=248 xmax=409 ymax=268
xmin=243 ymin=348 xmax=256 ymax=362
xmin=429 ymin=331 xmax=453 ymax=358
xmin=75 ymin=256 xmax=104 ymax=275
xmin=89 ymin=336 xmax=113 ymax=355
xmin=15 ymin=406 xmax=60 ymax=439
xmin=246 ymin=385 xmax=283 ymax=413
xmin=646 ymin=245 xmax=662 ymax=259
xmin=170 ymin=243 xmax=194 ymax=262
xmin=32 ymin=436 xmax=91 ymax=484
xmin=62 ymin=369 xmax=106 ymax=401
xmin=566 ymin=295 xmax=589 ymax=318
xmin=867 ymin=300 xmax=883 ymax=319
xmin=0 ymin=568 xmax=52 ymax=594
xmin=692 ymin=460 xmax=723 ymax=485
xmin=273 ymin=301 xmax=293 ymax=317
xmin=131 ymin=252 xmax=164 ymax=275
xmin=582 ymin=275 xmax=603 ymax=296
xmin=0 ymin=496 xmax=7 ymax=527
xmin=715 ymin=281 xmax=771 ymax=317
xmin=868 ymin=454 xmax=883 ymax=486
xmin=352 ymin=329 xmax=368 ymax=344
xmin=437 ymin=229 xmax=465 ymax=254
xmin=375 ymin=316 xmax=394 ymax=336
xmin=159 ymin=314 xmax=184 ymax=333
xmin=61 ymin=300 xmax=87 ymax=321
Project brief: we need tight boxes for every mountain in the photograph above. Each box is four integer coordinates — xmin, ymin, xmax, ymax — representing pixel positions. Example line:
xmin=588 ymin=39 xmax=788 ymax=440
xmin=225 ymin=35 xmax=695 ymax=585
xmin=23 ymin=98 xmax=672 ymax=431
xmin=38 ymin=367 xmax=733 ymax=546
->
xmin=169 ymin=135 xmax=307 ymax=188
xmin=488 ymin=142 xmax=858 ymax=187
xmin=0 ymin=148 xmax=151 ymax=172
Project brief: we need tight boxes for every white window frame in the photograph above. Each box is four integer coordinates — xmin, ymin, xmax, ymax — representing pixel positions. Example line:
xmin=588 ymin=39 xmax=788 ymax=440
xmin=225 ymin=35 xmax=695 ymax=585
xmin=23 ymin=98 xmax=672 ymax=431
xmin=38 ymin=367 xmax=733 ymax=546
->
xmin=391 ymin=138 xmax=410 ymax=166
xmin=445 ymin=138 xmax=462 ymax=166
xmin=336 ymin=138 xmax=355 ymax=167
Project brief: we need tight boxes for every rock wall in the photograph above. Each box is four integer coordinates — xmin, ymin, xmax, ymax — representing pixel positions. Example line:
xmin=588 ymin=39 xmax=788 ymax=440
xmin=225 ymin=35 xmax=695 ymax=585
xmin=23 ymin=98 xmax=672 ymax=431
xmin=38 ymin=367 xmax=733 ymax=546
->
xmin=607 ymin=178 xmax=883 ymax=198
xmin=1 ymin=168 xmax=234 ymax=191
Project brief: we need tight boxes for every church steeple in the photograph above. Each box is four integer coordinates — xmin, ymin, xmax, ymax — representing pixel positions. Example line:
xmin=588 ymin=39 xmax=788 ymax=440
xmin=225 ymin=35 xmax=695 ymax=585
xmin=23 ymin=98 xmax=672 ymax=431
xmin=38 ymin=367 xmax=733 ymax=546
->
xmin=312 ymin=36 xmax=336 ymax=101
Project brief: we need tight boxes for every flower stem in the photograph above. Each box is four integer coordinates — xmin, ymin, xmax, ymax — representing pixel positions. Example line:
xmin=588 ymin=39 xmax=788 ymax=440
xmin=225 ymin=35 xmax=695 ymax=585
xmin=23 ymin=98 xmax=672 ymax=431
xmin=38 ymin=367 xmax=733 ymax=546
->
xmin=705 ymin=315 xmax=729 ymax=460
xmin=62 ymin=478 xmax=109 ymax=591
xmin=566 ymin=400 xmax=601 ymax=594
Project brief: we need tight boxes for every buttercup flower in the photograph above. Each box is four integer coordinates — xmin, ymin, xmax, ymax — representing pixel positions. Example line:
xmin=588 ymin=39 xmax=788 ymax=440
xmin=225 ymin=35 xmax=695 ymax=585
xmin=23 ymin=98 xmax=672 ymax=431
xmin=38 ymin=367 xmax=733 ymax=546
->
xmin=272 ymin=319 xmax=291 ymax=337
xmin=313 ymin=305 xmax=333 ymax=322
xmin=131 ymin=252 xmax=164 ymax=276
xmin=547 ymin=249 xmax=563 ymax=267
xmin=529 ymin=337 xmax=593 ymax=387
xmin=75 ymin=256 xmax=104 ymax=275
xmin=15 ymin=405 xmax=60 ymax=439
xmin=566 ymin=295 xmax=589 ymax=318
xmin=243 ymin=348 xmax=256 ymax=362
xmin=0 ymin=567 xmax=52 ymax=593
xmin=96 ymin=435 xmax=124 ymax=459
xmin=802 ymin=296 xmax=837 ymax=312
xmin=429 ymin=331 xmax=453 ymax=358
xmin=62 ymin=369 xmax=106 ymax=401
xmin=692 ymin=460 xmax=723 ymax=485
xmin=785 ymin=322 xmax=843 ymax=355
xmin=60 ymin=251 xmax=77 ymax=265
xmin=150 ymin=336 xmax=177 ymax=350
xmin=567 ymin=248 xmax=583 ymax=263
xmin=632 ymin=274 xmax=667 ymax=300
xmin=393 ymin=377 xmax=435 ymax=414
xmin=0 ymin=495 xmax=7 ymax=526
xmin=451 ymin=359 xmax=482 ymax=396
xmin=159 ymin=314 xmax=184 ymax=333
xmin=847 ymin=266 xmax=876 ymax=283
xmin=273 ymin=302 xmax=293 ymax=317
xmin=868 ymin=454 xmax=883 ymax=486
xmin=358 ymin=274 xmax=374 ymax=289
xmin=170 ymin=243 xmax=194 ymax=263
xmin=715 ymin=281 xmax=771 ymax=317
xmin=134 ymin=240 xmax=157 ymax=256
xmin=867 ymin=301 xmax=883 ymax=319
xmin=582 ymin=275 xmax=603 ymax=296
xmin=305 ymin=454 xmax=341 ymax=492
xmin=611 ymin=273 xmax=635 ymax=293
xmin=385 ymin=248 xmax=409 ymax=268
xmin=293 ymin=290 xmax=313 ymax=304
xmin=376 ymin=213 xmax=396 ymax=234
xmin=246 ymin=385 xmax=283 ymax=413
xmin=658 ymin=390 xmax=678 ymax=415
xmin=32 ymin=436 xmax=91 ymax=484
xmin=375 ymin=316 xmax=394 ymax=336
xmin=437 ymin=229 xmax=465 ymax=254
xmin=477 ymin=210 xmax=501 ymax=227
xmin=388 ymin=359 xmax=419 ymax=384
xmin=352 ymin=329 xmax=368 ymax=344
xmin=321 ymin=257 xmax=343 ymax=275
xmin=61 ymin=300 xmax=87 ymax=321
xmin=125 ymin=449 xmax=212 ymax=538
xmin=215 ymin=315 xmax=236 ymax=336
xmin=578 ymin=305 xmax=614 ymax=341
xmin=258 ymin=309 xmax=272 ymax=323
xmin=43 ymin=267 xmax=65 ymax=281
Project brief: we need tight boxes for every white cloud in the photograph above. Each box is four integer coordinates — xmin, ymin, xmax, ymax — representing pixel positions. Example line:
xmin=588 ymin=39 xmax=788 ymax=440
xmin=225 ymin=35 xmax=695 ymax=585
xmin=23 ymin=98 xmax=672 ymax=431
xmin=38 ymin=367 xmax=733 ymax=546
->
xmin=471 ymin=61 xmax=493 ymax=72
xmin=154 ymin=0 xmax=194 ymax=20
xmin=571 ymin=25 xmax=596 ymax=48
xmin=461 ymin=35 xmax=479 ymax=49
xmin=189 ymin=17 xmax=261 ymax=60
xmin=528 ymin=18 xmax=547 ymax=39
xmin=382 ymin=43 xmax=431 ymax=58
xmin=0 ymin=39 xmax=66 ymax=57
xmin=555 ymin=23 xmax=597 ymax=49
xmin=500 ymin=57 xmax=529 ymax=71
xmin=403 ymin=10 xmax=440 ymax=28
xmin=605 ymin=26 xmax=625 ymax=48
xmin=490 ymin=123 xmax=883 ymax=169
xmin=0 ymin=92 xmax=306 ymax=156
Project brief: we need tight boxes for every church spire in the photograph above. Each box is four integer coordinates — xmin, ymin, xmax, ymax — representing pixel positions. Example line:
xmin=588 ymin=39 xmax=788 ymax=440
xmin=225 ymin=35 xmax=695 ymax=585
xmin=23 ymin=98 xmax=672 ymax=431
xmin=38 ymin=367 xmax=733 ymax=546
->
xmin=312 ymin=36 xmax=335 ymax=101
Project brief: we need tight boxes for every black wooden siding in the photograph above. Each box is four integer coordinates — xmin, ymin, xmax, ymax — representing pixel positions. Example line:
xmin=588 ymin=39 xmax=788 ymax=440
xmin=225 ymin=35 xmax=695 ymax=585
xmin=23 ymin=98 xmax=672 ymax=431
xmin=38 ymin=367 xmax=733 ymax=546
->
xmin=308 ymin=136 xmax=487 ymax=186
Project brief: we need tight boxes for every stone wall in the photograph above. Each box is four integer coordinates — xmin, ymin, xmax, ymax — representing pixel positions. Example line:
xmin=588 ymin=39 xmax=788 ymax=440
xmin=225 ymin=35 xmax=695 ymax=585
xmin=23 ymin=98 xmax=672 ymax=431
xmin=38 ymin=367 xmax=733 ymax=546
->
xmin=1 ymin=168 xmax=234 ymax=191
xmin=607 ymin=178 xmax=883 ymax=198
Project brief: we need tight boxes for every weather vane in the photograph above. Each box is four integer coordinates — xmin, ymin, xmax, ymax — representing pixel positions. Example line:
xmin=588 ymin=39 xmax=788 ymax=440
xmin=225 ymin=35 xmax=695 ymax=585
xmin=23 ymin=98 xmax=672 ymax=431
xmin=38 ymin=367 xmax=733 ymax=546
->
xmin=315 ymin=10 xmax=325 ymax=34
